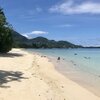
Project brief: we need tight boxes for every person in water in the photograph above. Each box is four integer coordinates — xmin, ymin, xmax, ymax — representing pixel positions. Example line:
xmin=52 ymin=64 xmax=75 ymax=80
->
xmin=57 ymin=57 xmax=60 ymax=60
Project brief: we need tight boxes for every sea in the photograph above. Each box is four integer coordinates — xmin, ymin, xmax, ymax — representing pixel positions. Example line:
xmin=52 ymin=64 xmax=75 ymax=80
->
xmin=27 ymin=48 xmax=100 ymax=97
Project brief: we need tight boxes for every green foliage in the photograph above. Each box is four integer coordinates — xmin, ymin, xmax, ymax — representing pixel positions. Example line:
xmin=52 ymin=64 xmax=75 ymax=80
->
xmin=30 ymin=37 xmax=79 ymax=48
xmin=0 ymin=8 xmax=6 ymax=26
xmin=12 ymin=30 xmax=82 ymax=48
xmin=0 ymin=8 xmax=13 ymax=53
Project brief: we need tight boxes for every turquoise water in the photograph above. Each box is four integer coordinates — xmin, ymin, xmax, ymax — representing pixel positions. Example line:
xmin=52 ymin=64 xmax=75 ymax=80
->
xmin=28 ymin=48 xmax=100 ymax=76
xmin=27 ymin=48 xmax=100 ymax=96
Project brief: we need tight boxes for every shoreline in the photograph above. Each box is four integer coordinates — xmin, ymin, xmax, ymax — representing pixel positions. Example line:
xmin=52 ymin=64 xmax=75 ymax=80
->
xmin=26 ymin=49 xmax=100 ymax=97
xmin=51 ymin=57 xmax=100 ymax=97
xmin=0 ymin=49 xmax=100 ymax=100
xmin=25 ymin=49 xmax=100 ymax=99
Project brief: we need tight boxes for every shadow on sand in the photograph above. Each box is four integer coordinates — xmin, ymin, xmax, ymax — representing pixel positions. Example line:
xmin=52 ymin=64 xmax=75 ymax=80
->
xmin=0 ymin=70 xmax=27 ymax=88
xmin=0 ymin=53 xmax=24 ymax=58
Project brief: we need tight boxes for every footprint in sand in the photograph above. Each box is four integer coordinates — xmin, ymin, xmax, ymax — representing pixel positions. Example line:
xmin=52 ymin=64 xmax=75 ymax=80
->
xmin=39 ymin=94 xmax=40 ymax=96
xmin=37 ymin=65 xmax=39 ymax=67
xmin=40 ymin=78 xmax=42 ymax=80
xmin=61 ymin=86 xmax=64 ymax=88
xmin=46 ymin=90 xmax=49 ymax=93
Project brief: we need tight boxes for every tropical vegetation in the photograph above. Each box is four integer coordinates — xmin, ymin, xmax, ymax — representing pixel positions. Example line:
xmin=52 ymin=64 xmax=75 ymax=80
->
xmin=0 ymin=8 xmax=13 ymax=53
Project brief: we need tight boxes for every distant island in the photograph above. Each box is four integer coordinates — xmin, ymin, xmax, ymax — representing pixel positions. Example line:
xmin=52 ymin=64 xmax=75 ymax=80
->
xmin=12 ymin=31 xmax=82 ymax=48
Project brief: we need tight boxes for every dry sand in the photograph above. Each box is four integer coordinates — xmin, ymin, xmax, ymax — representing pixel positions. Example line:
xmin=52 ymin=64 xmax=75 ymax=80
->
xmin=0 ymin=49 xmax=100 ymax=100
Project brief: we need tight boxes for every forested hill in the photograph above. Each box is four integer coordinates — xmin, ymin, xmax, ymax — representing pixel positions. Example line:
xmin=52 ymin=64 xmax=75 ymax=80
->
xmin=12 ymin=31 xmax=82 ymax=48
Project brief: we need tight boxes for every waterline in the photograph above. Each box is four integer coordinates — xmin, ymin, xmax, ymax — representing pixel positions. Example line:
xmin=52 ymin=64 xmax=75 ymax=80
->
xmin=27 ymin=48 xmax=100 ymax=97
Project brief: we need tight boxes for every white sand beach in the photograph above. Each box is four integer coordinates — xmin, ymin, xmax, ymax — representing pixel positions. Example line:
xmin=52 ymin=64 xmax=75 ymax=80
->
xmin=0 ymin=49 xmax=100 ymax=100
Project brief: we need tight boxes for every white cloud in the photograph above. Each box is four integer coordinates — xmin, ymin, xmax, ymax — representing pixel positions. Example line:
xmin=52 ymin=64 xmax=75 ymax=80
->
xmin=22 ymin=34 xmax=29 ymax=38
xmin=30 ymin=31 xmax=48 ymax=35
xmin=23 ymin=30 xmax=48 ymax=38
xmin=49 ymin=0 xmax=100 ymax=14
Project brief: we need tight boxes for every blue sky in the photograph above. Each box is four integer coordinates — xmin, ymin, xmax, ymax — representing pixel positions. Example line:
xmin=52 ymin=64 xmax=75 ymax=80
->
xmin=0 ymin=0 xmax=100 ymax=46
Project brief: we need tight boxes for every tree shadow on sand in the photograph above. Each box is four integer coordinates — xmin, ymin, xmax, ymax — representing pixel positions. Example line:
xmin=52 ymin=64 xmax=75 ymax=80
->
xmin=0 ymin=53 xmax=24 ymax=58
xmin=0 ymin=70 xmax=27 ymax=88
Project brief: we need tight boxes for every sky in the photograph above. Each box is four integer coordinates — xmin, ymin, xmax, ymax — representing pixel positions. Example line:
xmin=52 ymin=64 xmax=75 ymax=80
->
xmin=0 ymin=0 xmax=100 ymax=46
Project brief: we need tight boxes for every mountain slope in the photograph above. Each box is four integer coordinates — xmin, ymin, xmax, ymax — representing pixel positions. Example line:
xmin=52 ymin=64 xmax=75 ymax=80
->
xmin=12 ymin=31 xmax=32 ymax=47
xmin=12 ymin=31 xmax=82 ymax=48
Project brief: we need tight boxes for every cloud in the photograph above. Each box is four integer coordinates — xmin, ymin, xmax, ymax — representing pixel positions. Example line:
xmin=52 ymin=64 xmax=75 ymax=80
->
xmin=30 ymin=31 xmax=48 ymax=35
xmin=22 ymin=34 xmax=29 ymax=38
xmin=49 ymin=0 xmax=100 ymax=14
xmin=22 ymin=30 xmax=48 ymax=38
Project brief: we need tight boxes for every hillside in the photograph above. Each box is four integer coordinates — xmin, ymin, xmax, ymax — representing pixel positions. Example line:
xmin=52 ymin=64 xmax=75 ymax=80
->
xmin=12 ymin=31 xmax=82 ymax=48
xmin=12 ymin=31 xmax=31 ymax=48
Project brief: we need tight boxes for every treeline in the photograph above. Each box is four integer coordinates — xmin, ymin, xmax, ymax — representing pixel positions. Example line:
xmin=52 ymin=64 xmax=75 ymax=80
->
xmin=12 ymin=34 xmax=82 ymax=48
xmin=31 ymin=37 xmax=79 ymax=48
xmin=0 ymin=8 xmax=13 ymax=53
